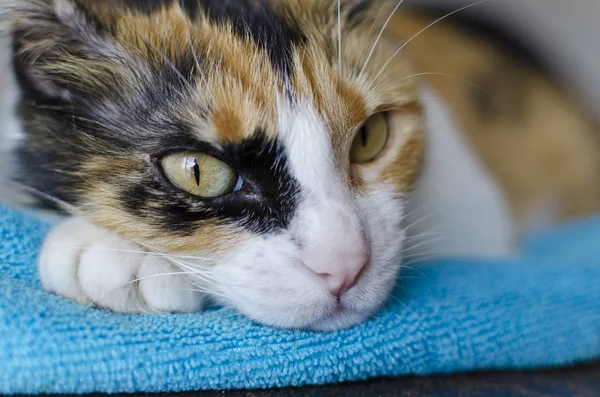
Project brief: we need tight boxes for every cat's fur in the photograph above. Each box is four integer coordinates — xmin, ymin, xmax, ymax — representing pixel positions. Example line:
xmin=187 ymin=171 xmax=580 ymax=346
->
xmin=2 ymin=0 xmax=599 ymax=330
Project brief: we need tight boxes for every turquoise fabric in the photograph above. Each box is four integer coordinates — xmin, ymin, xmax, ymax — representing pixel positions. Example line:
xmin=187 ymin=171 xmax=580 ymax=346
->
xmin=0 ymin=204 xmax=599 ymax=394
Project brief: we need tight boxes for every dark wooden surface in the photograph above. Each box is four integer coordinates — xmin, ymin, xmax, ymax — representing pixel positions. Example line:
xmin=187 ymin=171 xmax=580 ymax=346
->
xmin=37 ymin=361 xmax=600 ymax=397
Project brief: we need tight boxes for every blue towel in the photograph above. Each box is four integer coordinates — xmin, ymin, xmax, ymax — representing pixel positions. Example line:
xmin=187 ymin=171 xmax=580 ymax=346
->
xmin=0 ymin=203 xmax=599 ymax=394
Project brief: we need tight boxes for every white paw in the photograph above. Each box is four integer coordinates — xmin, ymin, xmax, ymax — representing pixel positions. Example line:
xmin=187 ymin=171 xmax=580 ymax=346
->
xmin=38 ymin=217 xmax=205 ymax=313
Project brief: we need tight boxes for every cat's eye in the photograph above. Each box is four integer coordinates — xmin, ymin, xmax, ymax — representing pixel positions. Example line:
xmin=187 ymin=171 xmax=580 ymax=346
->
xmin=350 ymin=112 xmax=389 ymax=164
xmin=161 ymin=152 xmax=241 ymax=198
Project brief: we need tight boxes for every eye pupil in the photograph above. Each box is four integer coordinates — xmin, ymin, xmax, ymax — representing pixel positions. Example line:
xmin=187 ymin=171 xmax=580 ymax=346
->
xmin=192 ymin=159 xmax=200 ymax=186
xmin=162 ymin=152 xmax=239 ymax=198
xmin=350 ymin=112 xmax=389 ymax=164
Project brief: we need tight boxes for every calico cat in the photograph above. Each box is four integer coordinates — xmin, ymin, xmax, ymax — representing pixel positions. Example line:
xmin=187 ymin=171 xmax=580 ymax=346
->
xmin=2 ymin=0 xmax=599 ymax=330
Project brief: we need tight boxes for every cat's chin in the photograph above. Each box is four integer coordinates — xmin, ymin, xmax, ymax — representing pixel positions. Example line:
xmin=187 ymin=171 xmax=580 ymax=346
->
xmin=247 ymin=305 xmax=372 ymax=332
xmin=234 ymin=275 xmax=397 ymax=331
xmin=218 ymin=251 xmax=402 ymax=331
xmin=305 ymin=306 xmax=373 ymax=332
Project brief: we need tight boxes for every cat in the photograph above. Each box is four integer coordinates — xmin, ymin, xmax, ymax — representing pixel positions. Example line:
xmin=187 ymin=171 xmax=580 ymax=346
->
xmin=2 ymin=0 xmax=599 ymax=331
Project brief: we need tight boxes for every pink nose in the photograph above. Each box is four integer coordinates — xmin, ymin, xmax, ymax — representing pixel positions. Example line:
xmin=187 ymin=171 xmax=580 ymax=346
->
xmin=297 ymin=203 xmax=370 ymax=298
xmin=301 ymin=239 xmax=370 ymax=298
xmin=317 ymin=265 xmax=366 ymax=297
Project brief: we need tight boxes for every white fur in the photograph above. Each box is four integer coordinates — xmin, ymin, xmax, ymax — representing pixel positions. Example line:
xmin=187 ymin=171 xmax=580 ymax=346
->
xmin=39 ymin=217 xmax=204 ymax=313
xmin=405 ymin=87 xmax=515 ymax=258
xmin=278 ymin=101 xmax=369 ymax=293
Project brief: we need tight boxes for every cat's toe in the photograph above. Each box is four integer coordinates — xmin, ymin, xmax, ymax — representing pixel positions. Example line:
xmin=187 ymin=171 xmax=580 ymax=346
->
xmin=38 ymin=217 xmax=94 ymax=304
xmin=137 ymin=256 xmax=205 ymax=313
xmin=77 ymin=231 xmax=148 ymax=313
xmin=39 ymin=217 xmax=204 ymax=314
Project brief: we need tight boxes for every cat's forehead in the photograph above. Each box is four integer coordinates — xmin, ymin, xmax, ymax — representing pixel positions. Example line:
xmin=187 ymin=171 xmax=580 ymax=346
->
xmin=76 ymin=0 xmax=411 ymax=143
xmin=102 ymin=0 xmax=302 ymax=76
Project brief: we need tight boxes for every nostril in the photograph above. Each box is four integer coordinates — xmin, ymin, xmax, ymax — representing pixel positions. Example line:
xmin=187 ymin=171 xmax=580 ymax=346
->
xmin=318 ymin=273 xmax=345 ymax=297
xmin=316 ymin=268 xmax=364 ymax=298
xmin=299 ymin=237 xmax=370 ymax=298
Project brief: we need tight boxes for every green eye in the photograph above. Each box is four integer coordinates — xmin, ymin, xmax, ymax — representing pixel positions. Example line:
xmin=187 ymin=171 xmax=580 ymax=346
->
xmin=350 ymin=112 xmax=389 ymax=164
xmin=161 ymin=152 xmax=240 ymax=198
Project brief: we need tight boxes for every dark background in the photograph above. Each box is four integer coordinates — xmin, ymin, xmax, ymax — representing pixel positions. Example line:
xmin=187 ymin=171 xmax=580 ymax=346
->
xmin=28 ymin=361 xmax=600 ymax=397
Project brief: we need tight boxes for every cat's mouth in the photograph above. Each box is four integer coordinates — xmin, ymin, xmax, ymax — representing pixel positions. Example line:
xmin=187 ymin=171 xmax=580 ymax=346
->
xmin=301 ymin=287 xmax=377 ymax=331
xmin=304 ymin=263 xmax=400 ymax=331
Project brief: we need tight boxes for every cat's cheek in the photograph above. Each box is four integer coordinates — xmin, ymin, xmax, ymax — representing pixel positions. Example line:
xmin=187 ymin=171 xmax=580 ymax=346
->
xmin=347 ymin=186 xmax=408 ymax=306
xmin=205 ymin=185 xmax=407 ymax=330
xmin=207 ymin=234 xmax=338 ymax=329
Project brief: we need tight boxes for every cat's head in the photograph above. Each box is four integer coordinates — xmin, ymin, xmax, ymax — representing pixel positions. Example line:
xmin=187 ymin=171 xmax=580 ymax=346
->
xmin=11 ymin=0 xmax=424 ymax=330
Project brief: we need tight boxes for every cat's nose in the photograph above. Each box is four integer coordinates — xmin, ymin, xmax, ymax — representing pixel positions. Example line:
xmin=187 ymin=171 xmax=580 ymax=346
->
xmin=296 ymin=203 xmax=370 ymax=297
xmin=312 ymin=246 xmax=369 ymax=297
xmin=301 ymin=232 xmax=370 ymax=298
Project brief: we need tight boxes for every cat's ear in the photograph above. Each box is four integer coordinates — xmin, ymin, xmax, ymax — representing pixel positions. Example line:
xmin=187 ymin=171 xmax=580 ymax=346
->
xmin=10 ymin=0 xmax=120 ymax=102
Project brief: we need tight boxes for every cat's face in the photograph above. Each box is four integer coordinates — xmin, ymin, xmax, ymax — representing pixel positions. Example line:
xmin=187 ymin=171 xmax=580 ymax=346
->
xmin=12 ymin=0 xmax=424 ymax=330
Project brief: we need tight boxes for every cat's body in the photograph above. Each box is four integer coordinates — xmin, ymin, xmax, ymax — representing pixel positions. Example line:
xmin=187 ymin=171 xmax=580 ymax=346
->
xmin=397 ymin=12 xmax=600 ymax=256
xmin=1 ymin=0 xmax=599 ymax=330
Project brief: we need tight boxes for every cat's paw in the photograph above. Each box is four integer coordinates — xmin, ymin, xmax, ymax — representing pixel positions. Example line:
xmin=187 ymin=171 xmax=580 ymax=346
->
xmin=38 ymin=217 xmax=205 ymax=313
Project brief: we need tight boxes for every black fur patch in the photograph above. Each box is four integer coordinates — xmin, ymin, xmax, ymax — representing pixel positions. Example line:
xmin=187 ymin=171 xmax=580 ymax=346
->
xmin=123 ymin=132 xmax=300 ymax=235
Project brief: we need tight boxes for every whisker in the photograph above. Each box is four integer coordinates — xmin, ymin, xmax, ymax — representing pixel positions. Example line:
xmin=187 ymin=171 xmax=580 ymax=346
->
xmin=125 ymin=270 xmax=212 ymax=286
xmin=403 ymin=232 xmax=444 ymax=241
xmin=399 ymin=204 xmax=432 ymax=223
xmin=41 ymin=242 xmax=227 ymax=287
xmin=179 ymin=0 xmax=215 ymax=105
xmin=44 ymin=245 xmax=214 ymax=265
xmin=209 ymin=310 xmax=243 ymax=321
xmin=391 ymin=72 xmax=493 ymax=95
xmin=134 ymin=240 xmax=230 ymax=263
xmin=79 ymin=269 xmax=224 ymax=313
xmin=359 ymin=0 xmax=406 ymax=79
xmin=337 ymin=0 xmax=342 ymax=74
xmin=387 ymin=294 xmax=409 ymax=309
xmin=167 ymin=257 xmax=221 ymax=284
xmin=402 ymin=212 xmax=436 ymax=231
xmin=402 ymin=256 xmax=441 ymax=268
xmin=354 ymin=2 xmax=386 ymax=74
xmin=403 ymin=236 xmax=445 ymax=252
xmin=185 ymin=288 xmax=228 ymax=300
xmin=397 ymin=264 xmax=426 ymax=277
xmin=2 ymin=179 xmax=73 ymax=212
xmin=376 ymin=94 xmax=464 ymax=111
xmin=394 ymin=274 xmax=422 ymax=280
xmin=401 ymin=250 xmax=444 ymax=261
xmin=372 ymin=0 xmax=494 ymax=83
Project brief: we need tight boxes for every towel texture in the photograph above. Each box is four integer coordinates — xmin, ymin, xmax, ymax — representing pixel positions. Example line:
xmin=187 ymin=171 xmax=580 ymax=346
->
xmin=0 ymin=204 xmax=599 ymax=394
